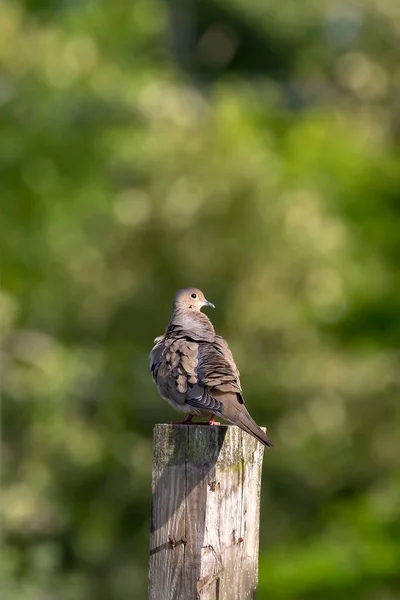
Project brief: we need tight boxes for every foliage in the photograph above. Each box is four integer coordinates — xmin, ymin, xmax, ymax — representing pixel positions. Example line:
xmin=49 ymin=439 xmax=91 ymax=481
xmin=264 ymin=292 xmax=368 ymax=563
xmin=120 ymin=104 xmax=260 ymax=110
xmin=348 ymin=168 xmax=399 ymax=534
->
xmin=2 ymin=1 xmax=400 ymax=599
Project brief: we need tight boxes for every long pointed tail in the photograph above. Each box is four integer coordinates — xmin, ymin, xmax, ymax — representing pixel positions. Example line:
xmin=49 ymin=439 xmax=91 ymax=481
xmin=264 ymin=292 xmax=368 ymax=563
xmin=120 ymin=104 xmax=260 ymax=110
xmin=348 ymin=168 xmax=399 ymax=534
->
xmin=236 ymin=412 xmax=273 ymax=447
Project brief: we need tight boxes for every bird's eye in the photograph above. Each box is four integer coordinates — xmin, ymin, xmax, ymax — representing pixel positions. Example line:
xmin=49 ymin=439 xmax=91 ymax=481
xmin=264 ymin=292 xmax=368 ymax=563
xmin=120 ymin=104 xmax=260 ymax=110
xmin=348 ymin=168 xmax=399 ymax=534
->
xmin=191 ymin=293 xmax=197 ymax=299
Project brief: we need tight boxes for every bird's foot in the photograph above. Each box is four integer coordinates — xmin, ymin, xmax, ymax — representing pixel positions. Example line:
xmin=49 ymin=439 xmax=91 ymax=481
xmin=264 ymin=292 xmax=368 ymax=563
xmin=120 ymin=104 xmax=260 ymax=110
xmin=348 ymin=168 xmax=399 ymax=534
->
xmin=197 ymin=415 xmax=221 ymax=426
xmin=172 ymin=415 xmax=221 ymax=426
xmin=172 ymin=415 xmax=194 ymax=425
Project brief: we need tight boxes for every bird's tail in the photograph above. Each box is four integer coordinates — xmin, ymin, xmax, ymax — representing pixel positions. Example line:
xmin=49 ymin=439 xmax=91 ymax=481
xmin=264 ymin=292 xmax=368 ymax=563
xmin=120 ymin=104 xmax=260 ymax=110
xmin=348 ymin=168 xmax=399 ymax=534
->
xmin=236 ymin=411 xmax=274 ymax=448
xmin=213 ymin=390 xmax=273 ymax=447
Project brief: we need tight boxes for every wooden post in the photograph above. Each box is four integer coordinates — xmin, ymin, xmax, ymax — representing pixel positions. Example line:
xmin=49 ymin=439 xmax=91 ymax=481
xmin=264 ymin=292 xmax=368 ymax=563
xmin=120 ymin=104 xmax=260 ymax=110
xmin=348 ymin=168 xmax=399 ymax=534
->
xmin=149 ymin=424 xmax=265 ymax=600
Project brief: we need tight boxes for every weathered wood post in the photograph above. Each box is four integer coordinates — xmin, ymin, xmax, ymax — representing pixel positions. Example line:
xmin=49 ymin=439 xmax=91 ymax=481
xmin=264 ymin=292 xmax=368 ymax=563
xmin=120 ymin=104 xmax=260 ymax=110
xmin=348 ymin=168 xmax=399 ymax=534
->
xmin=149 ymin=424 xmax=265 ymax=600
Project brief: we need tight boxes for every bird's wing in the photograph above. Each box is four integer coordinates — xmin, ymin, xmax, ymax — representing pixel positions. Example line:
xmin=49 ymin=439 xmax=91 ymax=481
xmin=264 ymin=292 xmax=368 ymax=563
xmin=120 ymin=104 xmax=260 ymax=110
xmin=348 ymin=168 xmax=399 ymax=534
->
xmin=149 ymin=336 xmax=165 ymax=382
xmin=197 ymin=337 xmax=243 ymax=397
xmin=151 ymin=332 xmax=244 ymax=415
xmin=150 ymin=334 xmax=201 ymax=407
xmin=213 ymin=335 xmax=242 ymax=388
xmin=184 ymin=337 xmax=243 ymax=414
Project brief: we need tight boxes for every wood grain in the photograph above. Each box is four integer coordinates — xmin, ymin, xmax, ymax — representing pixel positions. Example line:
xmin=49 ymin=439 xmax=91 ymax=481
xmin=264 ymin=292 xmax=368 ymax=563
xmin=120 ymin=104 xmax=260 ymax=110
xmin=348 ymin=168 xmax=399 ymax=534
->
xmin=149 ymin=424 xmax=265 ymax=600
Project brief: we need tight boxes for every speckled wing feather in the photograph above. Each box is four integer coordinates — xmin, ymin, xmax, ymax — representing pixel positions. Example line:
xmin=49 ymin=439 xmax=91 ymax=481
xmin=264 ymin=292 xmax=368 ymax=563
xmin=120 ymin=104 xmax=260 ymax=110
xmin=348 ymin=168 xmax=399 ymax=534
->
xmin=150 ymin=333 xmax=203 ymax=414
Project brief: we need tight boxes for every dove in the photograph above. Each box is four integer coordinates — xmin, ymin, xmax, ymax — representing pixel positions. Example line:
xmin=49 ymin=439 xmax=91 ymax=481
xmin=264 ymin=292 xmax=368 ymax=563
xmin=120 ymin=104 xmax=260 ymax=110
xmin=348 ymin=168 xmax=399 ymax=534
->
xmin=149 ymin=288 xmax=273 ymax=447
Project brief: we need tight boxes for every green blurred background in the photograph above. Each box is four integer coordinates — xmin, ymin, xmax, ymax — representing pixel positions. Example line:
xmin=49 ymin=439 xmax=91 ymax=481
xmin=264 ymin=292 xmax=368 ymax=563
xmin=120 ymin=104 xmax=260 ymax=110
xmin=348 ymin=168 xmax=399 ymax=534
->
xmin=2 ymin=0 xmax=400 ymax=598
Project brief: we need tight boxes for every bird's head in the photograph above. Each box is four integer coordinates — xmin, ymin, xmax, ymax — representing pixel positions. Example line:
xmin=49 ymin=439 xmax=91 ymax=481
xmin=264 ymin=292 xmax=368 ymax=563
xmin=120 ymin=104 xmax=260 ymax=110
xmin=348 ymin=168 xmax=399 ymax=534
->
xmin=173 ymin=288 xmax=215 ymax=313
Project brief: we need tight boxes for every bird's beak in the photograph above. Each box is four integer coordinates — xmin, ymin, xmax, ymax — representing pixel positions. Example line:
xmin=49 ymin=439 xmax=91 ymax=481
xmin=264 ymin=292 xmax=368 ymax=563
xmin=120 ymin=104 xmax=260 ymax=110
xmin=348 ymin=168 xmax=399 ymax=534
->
xmin=203 ymin=299 xmax=215 ymax=309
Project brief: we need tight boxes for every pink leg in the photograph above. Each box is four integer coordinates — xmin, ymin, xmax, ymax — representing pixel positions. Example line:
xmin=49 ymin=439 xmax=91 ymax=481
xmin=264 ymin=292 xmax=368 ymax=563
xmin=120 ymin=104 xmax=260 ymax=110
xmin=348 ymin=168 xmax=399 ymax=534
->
xmin=196 ymin=414 xmax=221 ymax=426
xmin=207 ymin=414 xmax=221 ymax=426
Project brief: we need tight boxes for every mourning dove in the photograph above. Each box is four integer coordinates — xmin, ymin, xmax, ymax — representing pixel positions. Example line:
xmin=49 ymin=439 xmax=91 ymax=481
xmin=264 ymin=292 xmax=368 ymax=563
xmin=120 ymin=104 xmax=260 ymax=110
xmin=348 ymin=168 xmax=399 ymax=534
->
xmin=149 ymin=288 xmax=273 ymax=447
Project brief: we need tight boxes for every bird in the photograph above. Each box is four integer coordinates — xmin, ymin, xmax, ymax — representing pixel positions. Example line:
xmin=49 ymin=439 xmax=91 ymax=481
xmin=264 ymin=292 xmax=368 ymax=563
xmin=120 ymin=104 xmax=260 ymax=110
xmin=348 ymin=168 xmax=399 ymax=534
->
xmin=149 ymin=288 xmax=273 ymax=447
